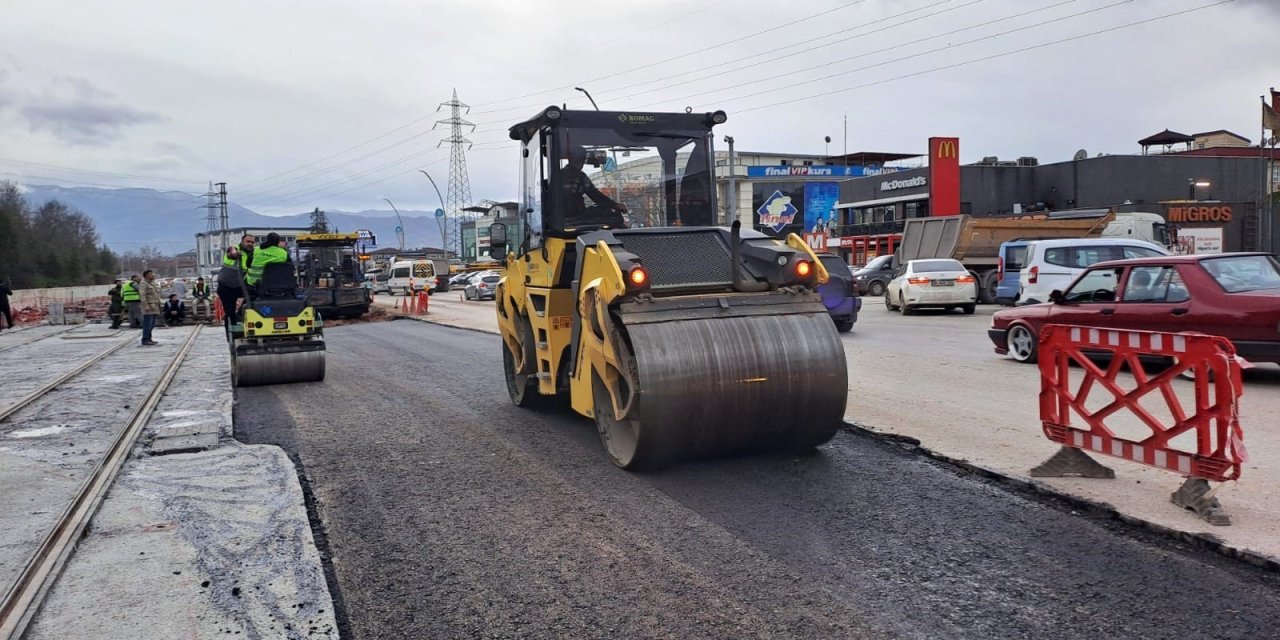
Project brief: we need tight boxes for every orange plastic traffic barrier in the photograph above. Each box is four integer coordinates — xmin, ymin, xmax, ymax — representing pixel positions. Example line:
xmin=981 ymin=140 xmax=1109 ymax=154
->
xmin=213 ymin=297 xmax=224 ymax=323
xmin=1038 ymin=324 xmax=1247 ymax=483
xmin=416 ymin=291 xmax=429 ymax=315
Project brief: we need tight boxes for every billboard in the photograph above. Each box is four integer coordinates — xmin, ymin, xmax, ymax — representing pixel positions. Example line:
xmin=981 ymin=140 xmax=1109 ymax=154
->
xmin=803 ymin=182 xmax=840 ymax=233
xmin=753 ymin=182 xmax=841 ymax=235
xmin=747 ymin=165 xmax=902 ymax=178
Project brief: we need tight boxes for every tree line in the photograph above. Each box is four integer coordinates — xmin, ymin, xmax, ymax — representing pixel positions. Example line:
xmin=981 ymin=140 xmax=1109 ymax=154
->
xmin=0 ymin=180 xmax=118 ymax=289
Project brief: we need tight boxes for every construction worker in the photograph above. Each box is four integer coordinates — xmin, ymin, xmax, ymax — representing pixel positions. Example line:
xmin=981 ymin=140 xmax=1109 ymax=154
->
xmin=162 ymin=294 xmax=186 ymax=326
xmin=192 ymin=277 xmax=210 ymax=302
xmin=217 ymin=234 xmax=255 ymax=334
xmin=245 ymin=232 xmax=290 ymax=289
xmin=0 ymin=278 xmax=12 ymax=332
xmin=138 ymin=270 xmax=162 ymax=346
xmin=121 ymin=275 xmax=142 ymax=329
xmin=108 ymin=279 xmax=124 ymax=330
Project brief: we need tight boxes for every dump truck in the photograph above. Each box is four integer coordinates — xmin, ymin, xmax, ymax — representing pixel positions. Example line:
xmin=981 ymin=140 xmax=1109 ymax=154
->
xmin=895 ymin=212 xmax=1172 ymax=303
xmin=295 ymin=232 xmax=370 ymax=318
xmin=492 ymin=106 xmax=848 ymax=469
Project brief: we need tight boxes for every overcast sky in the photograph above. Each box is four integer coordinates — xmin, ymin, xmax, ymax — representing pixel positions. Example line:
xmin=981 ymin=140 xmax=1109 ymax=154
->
xmin=1 ymin=0 xmax=1277 ymax=215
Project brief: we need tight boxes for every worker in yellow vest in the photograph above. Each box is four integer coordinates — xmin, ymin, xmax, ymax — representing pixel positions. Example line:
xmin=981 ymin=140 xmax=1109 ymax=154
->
xmin=121 ymin=275 xmax=142 ymax=329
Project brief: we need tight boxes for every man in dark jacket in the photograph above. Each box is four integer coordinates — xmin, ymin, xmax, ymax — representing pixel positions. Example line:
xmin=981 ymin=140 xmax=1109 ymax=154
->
xmin=217 ymin=234 xmax=255 ymax=335
xmin=162 ymin=294 xmax=186 ymax=326
xmin=108 ymin=279 xmax=124 ymax=329
xmin=0 ymin=278 xmax=12 ymax=331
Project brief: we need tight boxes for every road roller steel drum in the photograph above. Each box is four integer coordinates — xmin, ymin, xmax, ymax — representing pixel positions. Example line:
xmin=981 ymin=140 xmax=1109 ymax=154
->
xmin=595 ymin=293 xmax=847 ymax=468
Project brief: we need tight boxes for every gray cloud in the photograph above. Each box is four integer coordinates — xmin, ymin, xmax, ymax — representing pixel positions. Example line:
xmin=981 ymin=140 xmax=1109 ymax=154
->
xmin=16 ymin=76 xmax=162 ymax=145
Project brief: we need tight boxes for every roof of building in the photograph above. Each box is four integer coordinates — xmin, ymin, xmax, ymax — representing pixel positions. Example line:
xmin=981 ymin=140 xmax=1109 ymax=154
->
xmin=1190 ymin=129 xmax=1251 ymax=143
xmin=823 ymin=151 xmax=923 ymax=164
xmin=1138 ymin=129 xmax=1194 ymax=146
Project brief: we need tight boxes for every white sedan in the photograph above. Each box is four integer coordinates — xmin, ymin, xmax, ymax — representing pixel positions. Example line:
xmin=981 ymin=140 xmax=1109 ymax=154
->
xmin=884 ymin=258 xmax=978 ymax=315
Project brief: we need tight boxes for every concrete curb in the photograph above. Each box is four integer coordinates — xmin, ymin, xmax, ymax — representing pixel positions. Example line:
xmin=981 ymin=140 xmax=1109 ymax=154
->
xmin=841 ymin=421 xmax=1280 ymax=573
xmin=388 ymin=310 xmax=500 ymax=336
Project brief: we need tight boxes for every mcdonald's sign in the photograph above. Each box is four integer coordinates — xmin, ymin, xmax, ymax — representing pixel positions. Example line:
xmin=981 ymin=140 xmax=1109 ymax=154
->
xmin=929 ymin=137 xmax=960 ymax=216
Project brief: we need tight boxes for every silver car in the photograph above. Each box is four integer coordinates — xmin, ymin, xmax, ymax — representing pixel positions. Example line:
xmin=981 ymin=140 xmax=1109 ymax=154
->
xmin=464 ymin=273 xmax=500 ymax=301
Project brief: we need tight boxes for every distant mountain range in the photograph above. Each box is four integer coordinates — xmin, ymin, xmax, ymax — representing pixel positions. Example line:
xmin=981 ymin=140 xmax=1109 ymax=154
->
xmin=18 ymin=185 xmax=446 ymax=255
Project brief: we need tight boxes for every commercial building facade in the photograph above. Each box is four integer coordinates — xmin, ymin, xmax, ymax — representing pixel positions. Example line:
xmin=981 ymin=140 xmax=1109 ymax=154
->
xmin=827 ymin=144 xmax=1275 ymax=264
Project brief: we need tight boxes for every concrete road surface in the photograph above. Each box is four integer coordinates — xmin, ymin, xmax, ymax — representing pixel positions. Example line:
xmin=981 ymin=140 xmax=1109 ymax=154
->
xmin=236 ymin=320 xmax=1280 ymax=639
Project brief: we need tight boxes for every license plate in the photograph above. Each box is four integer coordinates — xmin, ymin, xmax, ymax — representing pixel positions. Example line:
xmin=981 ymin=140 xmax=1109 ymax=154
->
xmin=273 ymin=321 xmax=289 ymax=330
xmin=931 ymin=280 xmax=954 ymax=287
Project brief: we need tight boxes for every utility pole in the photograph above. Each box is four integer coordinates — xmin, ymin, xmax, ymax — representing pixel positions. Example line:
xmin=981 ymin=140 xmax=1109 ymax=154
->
xmin=202 ymin=182 xmax=230 ymax=277
xmin=723 ymin=135 xmax=736 ymax=227
xmin=435 ymin=89 xmax=475 ymax=258
xmin=217 ymin=182 xmax=229 ymax=264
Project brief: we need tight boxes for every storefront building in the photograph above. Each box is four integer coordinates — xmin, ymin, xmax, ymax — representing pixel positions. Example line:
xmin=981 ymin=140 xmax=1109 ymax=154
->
xmin=826 ymin=137 xmax=1275 ymax=265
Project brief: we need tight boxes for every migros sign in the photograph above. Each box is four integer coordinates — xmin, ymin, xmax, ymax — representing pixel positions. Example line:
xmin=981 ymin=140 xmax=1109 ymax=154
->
xmin=1168 ymin=205 xmax=1233 ymax=223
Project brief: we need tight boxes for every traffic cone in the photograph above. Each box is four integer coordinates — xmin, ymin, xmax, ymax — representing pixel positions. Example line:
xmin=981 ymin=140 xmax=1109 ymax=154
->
xmin=401 ymin=296 xmax=409 ymax=313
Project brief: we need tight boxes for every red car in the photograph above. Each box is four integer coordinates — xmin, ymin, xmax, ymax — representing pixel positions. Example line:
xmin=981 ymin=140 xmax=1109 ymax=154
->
xmin=988 ymin=253 xmax=1280 ymax=365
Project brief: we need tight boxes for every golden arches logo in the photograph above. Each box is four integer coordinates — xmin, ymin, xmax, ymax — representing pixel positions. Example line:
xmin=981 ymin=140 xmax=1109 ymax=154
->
xmin=936 ymin=139 xmax=957 ymax=159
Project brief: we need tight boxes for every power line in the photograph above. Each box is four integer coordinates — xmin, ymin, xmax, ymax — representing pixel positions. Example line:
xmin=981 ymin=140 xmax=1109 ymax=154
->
xmin=735 ymin=0 xmax=1234 ymax=113
xmin=637 ymin=0 xmax=1110 ymax=111
xmin=0 ymin=158 xmax=203 ymax=186
xmin=465 ymin=0 xmax=978 ymax=124
xmin=468 ymin=0 xmax=871 ymax=111
xmin=230 ymin=0 xmax=738 ymax=193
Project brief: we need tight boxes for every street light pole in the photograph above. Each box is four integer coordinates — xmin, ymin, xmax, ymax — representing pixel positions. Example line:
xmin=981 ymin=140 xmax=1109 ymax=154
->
xmin=574 ymin=87 xmax=600 ymax=111
xmin=382 ymin=198 xmax=406 ymax=251
xmin=418 ymin=170 xmax=449 ymax=252
xmin=723 ymin=135 xmax=736 ymax=227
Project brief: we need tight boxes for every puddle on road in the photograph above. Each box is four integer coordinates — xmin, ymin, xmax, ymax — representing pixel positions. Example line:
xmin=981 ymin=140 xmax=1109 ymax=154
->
xmin=9 ymin=424 xmax=73 ymax=438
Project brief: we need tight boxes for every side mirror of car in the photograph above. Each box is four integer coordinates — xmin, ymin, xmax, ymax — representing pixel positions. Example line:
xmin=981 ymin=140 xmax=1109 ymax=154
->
xmin=1049 ymin=289 xmax=1065 ymax=304
xmin=489 ymin=223 xmax=508 ymax=258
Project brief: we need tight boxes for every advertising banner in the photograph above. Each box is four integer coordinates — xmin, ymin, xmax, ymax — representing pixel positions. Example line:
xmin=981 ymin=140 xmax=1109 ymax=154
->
xmin=803 ymin=182 xmax=840 ymax=233
xmin=747 ymin=165 xmax=902 ymax=178
xmin=1175 ymin=227 xmax=1224 ymax=255
xmin=753 ymin=182 xmax=805 ymax=235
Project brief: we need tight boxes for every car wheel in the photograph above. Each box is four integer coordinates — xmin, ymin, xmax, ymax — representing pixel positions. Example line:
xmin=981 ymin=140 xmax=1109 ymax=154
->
xmin=900 ymin=294 xmax=914 ymax=316
xmin=884 ymin=293 xmax=895 ymax=311
xmin=962 ymin=304 xmax=976 ymax=315
xmin=1007 ymin=324 xmax=1038 ymax=363
xmin=868 ymin=280 xmax=885 ymax=297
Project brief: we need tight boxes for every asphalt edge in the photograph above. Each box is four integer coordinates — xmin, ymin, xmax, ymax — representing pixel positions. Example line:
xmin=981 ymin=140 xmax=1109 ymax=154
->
xmin=281 ymin=450 xmax=356 ymax=640
xmin=388 ymin=309 xmax=499 ymax=336
xmin=841 ymin=421 xmax=1280 ymax=574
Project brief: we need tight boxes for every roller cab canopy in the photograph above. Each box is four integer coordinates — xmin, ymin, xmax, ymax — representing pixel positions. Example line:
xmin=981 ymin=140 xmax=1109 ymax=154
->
xmin=509 ymin=107 xmax=728 ymax=241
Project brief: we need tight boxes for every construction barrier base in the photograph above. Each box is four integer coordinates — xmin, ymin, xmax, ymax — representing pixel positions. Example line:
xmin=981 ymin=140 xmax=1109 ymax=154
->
xmin=1171 ymin=477 xmax=1231 ymax=526
xmin=1030 ymin=446 xmax=1115 ymax=479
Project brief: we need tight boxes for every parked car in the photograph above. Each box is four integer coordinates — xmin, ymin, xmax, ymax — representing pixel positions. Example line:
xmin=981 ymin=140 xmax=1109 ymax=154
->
xmin=850 ymin=254 xmax=895 ymax=297
xmin=815 ymin=253 xmax=861 ymax=333
xmin=364 ymin=269 xmax=390 ymax=294
xmin=994 ymin=240 xmax=1031 ymax=306
xmin=989 ymin=253 xmax=1280 ymax=365
xmin=464 ymin=273 xmax=501 ymax=301
xmin=1018 ymin=238 xmax=1169 ymax=305
xmin=884 ymin=258 xmax=978 ymax=315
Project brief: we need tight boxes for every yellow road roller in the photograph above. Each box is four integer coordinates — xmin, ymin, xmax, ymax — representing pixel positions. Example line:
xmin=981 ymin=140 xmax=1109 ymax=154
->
xmin=229 ymin=262 xmax=326 ymax=387
xmin=491 ymin=107 xmax=848 ymax=468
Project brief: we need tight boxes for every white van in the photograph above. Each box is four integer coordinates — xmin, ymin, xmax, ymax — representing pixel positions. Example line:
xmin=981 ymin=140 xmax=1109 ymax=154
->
xmin=387 ymin=260 xmax=437 ymax=296
xmin=1018 ymin=238 xmax=1170 ymax=304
